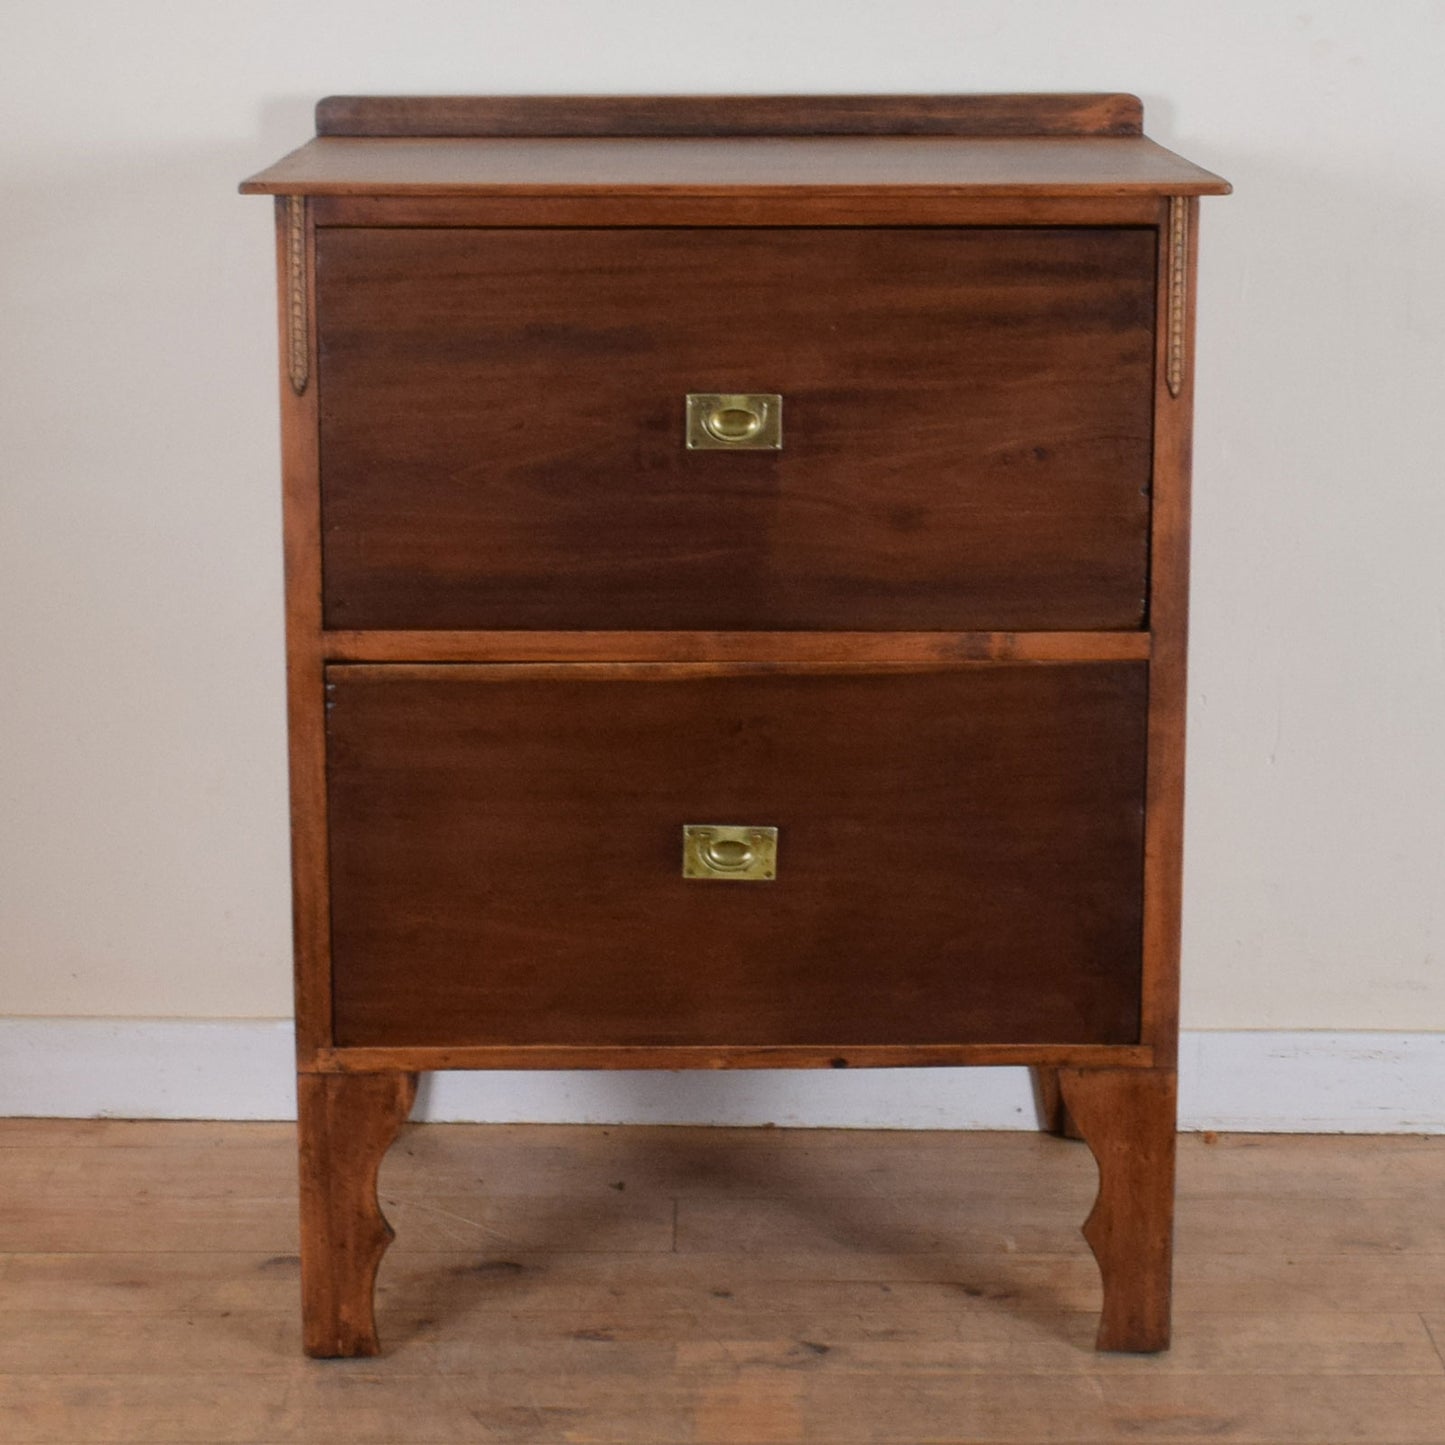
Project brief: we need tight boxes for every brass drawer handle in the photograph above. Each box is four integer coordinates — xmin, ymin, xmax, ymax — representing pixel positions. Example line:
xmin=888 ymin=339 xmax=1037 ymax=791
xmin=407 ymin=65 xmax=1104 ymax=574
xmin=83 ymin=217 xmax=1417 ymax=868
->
xmin=682 ymin=825 xmax=779 ymax=881
xmin=685 ymin=394 xmax=783 ymax=450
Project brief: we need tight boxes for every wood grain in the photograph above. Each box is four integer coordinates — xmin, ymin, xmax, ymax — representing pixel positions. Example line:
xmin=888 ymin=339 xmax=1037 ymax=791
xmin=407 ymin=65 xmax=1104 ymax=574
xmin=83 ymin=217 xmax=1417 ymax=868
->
xmin=296 ymin=1071 xmax=416 ymax=1357
xmin=1031 ymin=1067 xmax=1085 ymax=1139
xmin=321 ymin=630 xmax=1151 ymax=664
xmin=325 ymin=662 xmax=1148 ymax=1051
xmin=315 ymin=1043 xmax=1154 ymax=1073
xmin=1059 ymin=1068 xmax=1177 ymax=1352
xmin=314 ymin=92 xmax=1147 ymax=138
xmin=6 ymin=1306 xmax=1438 ymax=1379
xmin=245 ymin=98 xmax=1231 ymax=1370
xmin=310 ymin=192 xmax=1167 ymax=228
xmin=240 ymin=134 xmax=1231 ymax=197
xmin=272 ymin=196 xmax=330 ymax=1062
xmin=2 ymin=1124 xmax=1443 ymax=1443
xmin=317 ymin=226 xmax=1156 ymax=633
xmin=1138 ymin=196 xmax=1199 ymax=1070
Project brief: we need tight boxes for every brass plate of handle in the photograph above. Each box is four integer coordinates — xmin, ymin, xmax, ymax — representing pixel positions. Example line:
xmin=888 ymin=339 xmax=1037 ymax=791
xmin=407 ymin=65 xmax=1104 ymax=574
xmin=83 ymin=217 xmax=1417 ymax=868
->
xmin=686 ymin=394 xmax=783 ymax=450
xmin=682 ymin=825 xmax=779 ymax=881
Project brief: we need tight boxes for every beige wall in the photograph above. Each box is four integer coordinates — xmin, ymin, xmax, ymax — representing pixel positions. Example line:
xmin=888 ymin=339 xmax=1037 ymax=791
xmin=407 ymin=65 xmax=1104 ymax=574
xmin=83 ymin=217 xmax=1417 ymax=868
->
xmin=2 ymin=1 xmax=1442 ymax=1029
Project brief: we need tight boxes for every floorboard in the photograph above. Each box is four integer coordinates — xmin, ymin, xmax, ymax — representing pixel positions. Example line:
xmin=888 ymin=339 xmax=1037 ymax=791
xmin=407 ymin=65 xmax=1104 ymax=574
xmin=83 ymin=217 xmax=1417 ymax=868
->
xmin=0 ymin=1122 xmax=1441 ymax=1442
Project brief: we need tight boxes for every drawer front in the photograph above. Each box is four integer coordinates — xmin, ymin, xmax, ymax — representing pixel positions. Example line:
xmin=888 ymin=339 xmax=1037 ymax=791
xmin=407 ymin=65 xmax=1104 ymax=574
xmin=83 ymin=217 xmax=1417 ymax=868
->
xmin=317 ymin=227 xmax=1156 ymax=632
xmin=326 ymin=662 xmax=1147 ymax=1048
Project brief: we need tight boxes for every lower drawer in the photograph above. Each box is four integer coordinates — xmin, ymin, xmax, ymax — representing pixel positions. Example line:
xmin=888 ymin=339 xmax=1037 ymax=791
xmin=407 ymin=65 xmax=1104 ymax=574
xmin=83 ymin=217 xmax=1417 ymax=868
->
xmin=324 ymin=662 xmax=1148 ymax=1049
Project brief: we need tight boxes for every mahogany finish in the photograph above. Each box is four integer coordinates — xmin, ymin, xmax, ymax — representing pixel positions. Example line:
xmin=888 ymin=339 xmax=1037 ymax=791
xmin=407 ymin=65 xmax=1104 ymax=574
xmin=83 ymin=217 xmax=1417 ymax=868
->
xmin=315 ymin=92 xmax=1147 ymax=138
xmin=1032 ymin=1066 xmax=1085 ymax=1139
xmin=314 ymin=1041 xmax=1154 ymax=1073
xmin=317 ymin=225 xmax=1154 ymax=633
xmin=1139 ymin=196 xmax=1200 ymax=1069
xmin=1060 ymin=1068 xmax=1179 ymax=1351
xmin=321 ymin=629 xmax=1153 ymax=664
xmin=310 ymin=193 xmax=1168 ymax=228
xmin=273 ymin=197 xmax=331 ymax=1058
xmin=296 ymin=1070 xmax=416 ymax=1357
xmin=244 ymin=94 xmax=1227 ymax=1360
xmin=325 ymin=662 xmax=1148 ymax=1050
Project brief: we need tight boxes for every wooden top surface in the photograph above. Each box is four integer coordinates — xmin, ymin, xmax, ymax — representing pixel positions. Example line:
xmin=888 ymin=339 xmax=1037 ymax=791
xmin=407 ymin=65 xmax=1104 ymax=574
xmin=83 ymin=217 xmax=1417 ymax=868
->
xmin=240 ymin=133 xmax=1229 ymax=198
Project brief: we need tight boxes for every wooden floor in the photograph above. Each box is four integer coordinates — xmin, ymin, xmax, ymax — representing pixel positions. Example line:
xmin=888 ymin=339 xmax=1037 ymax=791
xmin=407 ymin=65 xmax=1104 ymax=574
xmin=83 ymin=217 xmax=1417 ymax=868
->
xmin=0 ymin=1122 xmax=1443 ymax=1443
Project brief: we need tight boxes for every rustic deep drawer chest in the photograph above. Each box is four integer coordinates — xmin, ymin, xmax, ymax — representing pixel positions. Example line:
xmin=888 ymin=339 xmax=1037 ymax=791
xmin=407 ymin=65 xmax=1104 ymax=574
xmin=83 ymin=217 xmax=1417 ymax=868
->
xmin=241 ymin=93 xmax=1229 ymax=1357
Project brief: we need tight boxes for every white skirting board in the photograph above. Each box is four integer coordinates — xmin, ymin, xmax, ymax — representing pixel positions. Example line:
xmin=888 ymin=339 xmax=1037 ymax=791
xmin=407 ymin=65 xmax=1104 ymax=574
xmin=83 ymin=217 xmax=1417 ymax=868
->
xmin=0 ymin=1020 xmax=1442 ymax=1132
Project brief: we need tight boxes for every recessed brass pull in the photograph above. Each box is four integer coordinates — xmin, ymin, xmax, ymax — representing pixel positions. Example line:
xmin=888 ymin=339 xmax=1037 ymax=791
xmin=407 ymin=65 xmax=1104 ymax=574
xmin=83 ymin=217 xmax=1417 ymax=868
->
xmin=686 ymin=394 xmax=783 ymax=450
xmin=706 ymin=405 xmax=762 ymax=443
xmin=682 ymin=825 xmax=779 ymax=881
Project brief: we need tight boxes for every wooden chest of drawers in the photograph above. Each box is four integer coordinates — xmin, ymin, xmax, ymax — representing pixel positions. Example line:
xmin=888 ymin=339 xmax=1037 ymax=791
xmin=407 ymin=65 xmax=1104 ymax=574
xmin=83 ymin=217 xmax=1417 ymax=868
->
xmin=242 ymin=93 xmax=1228 ymax=1358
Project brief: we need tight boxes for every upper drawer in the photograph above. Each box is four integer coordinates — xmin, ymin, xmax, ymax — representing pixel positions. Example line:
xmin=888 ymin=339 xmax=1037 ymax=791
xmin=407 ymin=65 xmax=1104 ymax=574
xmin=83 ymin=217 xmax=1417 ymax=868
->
xmin=316 ymin=227 xmax=1156 ymax=632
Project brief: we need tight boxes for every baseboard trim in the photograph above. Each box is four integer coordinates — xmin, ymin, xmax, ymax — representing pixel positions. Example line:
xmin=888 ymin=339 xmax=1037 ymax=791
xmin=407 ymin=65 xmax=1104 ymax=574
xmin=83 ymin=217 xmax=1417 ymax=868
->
xmin=0 ymin=1020 xmax=1440 ymax=1131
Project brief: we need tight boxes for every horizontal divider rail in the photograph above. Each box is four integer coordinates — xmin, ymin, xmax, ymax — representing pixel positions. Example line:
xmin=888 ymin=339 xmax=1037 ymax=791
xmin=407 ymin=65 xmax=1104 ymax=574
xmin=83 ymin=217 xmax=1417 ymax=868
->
xmin=321 ymin=630 xmax=1153 ymax=665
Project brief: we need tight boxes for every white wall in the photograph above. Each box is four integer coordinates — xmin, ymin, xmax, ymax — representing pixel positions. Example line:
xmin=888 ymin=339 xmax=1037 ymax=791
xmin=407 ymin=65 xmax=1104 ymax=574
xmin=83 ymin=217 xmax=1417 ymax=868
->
xmin=2 ymin=2 xmax=1442 ymax=1039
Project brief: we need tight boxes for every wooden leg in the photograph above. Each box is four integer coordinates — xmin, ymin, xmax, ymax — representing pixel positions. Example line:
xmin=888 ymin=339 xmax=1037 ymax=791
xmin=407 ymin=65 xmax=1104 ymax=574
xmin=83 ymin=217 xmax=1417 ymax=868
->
xmin=1030 ymin=1066 xmax=1084 ymax=1138
xmin=1056 ymin=1067 xmax=1176 ymax=1353
xmin=297 ymin=1070 xmax=417 ymax=1358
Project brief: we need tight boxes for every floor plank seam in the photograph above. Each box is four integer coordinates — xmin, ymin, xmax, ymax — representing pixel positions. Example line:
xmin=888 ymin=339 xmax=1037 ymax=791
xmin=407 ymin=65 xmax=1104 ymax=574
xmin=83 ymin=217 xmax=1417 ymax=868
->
xmin=5 ymin=1124 xmax=1445 ymax=1443
xmin=1421 ymin=1314 xmax=1445 ymax=1373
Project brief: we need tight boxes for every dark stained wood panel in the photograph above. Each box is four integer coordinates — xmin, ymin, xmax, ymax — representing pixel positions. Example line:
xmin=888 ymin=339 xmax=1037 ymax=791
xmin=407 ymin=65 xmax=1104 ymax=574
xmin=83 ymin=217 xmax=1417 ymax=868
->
xmin=309 ymin=194 xmax=1166 ymax=229
xmin=241 ymin=134 xmax=1230 ymax=197
xmin=317 ymin=226 xmax=1156 ymax=632
xmin=319 ymin=1042 xmax=1153 ymax=1071
xmin=320 ymin=630 xmax=1153 ymax=664
xmin=326 ymin=662 xmax=1148 ymax=1049
xmin=314 ymin=93 xmax=1146 ymax=138
xmin=243 ymin=91 xmax=1233 ymax=1359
